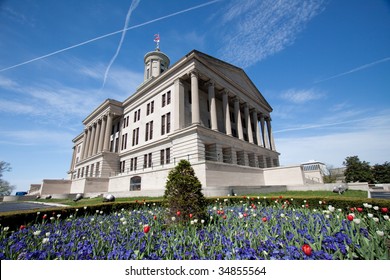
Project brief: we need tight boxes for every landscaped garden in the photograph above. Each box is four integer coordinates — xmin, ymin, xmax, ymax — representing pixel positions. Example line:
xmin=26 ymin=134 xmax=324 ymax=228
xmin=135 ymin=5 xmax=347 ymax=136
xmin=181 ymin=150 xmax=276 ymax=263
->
xmin=1 ymin=161 xmax=389 ymax=260
xmin=0 ymin=195 xmax=389 ymax=260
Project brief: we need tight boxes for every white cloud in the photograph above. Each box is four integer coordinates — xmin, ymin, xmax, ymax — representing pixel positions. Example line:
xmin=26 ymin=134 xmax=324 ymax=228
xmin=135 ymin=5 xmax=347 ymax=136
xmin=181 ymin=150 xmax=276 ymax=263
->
xmin=277 ymin=127 xmax=390 ymax=167
xmin=275 ymin=110 xmax=390 ymax=166
xmin=218 ymin=0 xmax=326 ymax=67
xmin=280 ymin=88 xmax=324 ymax=104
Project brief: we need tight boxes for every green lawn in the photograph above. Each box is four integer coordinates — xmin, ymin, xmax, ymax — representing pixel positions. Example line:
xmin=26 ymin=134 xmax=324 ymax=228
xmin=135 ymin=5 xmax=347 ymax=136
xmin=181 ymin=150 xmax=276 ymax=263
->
xmin=30 ymin=190 xmax=367 ymax=207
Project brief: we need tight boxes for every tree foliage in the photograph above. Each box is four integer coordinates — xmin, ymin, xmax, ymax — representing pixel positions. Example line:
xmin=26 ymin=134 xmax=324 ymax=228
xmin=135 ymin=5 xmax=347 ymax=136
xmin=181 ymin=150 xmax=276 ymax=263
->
xmin=163 ymin=160 xmax=207 ymax=223
xmin=343 ymin=156 xmax=373 ymax=183
xmin=0 ymin=161 xmax=15 ymax=195
xmin=372 ymin=161 xmax=390 ymax=184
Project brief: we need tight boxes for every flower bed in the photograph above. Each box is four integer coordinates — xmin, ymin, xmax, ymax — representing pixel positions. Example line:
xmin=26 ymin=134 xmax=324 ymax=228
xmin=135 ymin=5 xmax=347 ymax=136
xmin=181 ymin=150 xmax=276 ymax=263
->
xmin=1 ymin=197 xmax=389 ymax=260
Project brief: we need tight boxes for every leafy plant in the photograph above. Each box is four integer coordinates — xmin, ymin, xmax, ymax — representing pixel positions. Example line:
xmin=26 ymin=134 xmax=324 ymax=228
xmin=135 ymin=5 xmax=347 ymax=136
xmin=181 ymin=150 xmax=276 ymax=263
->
xmin=163 ymin=160 xmax=207 ymax=223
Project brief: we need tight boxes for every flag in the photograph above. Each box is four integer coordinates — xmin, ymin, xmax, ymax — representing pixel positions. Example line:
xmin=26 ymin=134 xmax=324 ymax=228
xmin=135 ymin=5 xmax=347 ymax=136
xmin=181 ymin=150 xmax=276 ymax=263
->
xmin=154 ymin=34 xmax=160 ymax=42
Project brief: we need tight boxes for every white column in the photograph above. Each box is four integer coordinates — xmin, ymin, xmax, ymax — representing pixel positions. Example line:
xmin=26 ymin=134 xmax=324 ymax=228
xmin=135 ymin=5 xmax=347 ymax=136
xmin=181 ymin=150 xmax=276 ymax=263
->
xmin=85 ymin=127 xmax=93 ymax=158
xmin=266 ymin=117 xmax=276 ymax=151
xmin=208 ymin=81 xmax=218 ymax=131
xmin=103 ymin=113 xmax=113 ymax=152
xmin=69 ymin=146 xmax=76 ymax=173
xmin=234 ymin=98 xmax=244 ymax=140
xmin=223 ymin=91 xmax=232 ymax=136
xmin=81 ymin=130 xmax=88 ymax=160
xmin=252 ymin=110 xmax=261 ymax=146
xmin=191 ymin=71 xmax=200 ymax=125
xmin=173 ymin=78 xmax=185 ymax=131
xmin=98 ymin=117 xmax=106 ymax=153
xmin=88 ymin=123 xmax=96 ymax=157
xmin=244 ymin=104 xmax=253 ymax=143
xmin=260 ymin=114 xmax=267 ymax=148
xmin=92 ymin=122 xmax=100 ymax=155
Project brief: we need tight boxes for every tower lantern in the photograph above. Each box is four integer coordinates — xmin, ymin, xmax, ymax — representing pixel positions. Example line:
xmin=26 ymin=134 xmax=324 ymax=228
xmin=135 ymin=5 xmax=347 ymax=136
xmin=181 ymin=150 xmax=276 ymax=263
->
xmin=143 ymin=34 xmax=170 ymax=81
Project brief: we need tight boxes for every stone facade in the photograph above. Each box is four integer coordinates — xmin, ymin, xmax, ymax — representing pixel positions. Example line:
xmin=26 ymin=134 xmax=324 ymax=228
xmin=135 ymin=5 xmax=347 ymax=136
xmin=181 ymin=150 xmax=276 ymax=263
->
xmin=34 ymin=49 xmax=286 ymax=197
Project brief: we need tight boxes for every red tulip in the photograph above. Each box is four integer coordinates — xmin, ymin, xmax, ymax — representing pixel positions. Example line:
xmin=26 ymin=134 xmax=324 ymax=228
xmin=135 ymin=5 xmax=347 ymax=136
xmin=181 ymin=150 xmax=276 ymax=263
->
xmin=262 ymin=217 xmax=267 ymax=222
xmin=217 ymin=210 xmax=221 ymax=215
xmin=279 ymin=196 xmax=283 ymax=199
xmin=19 ymin=225 xmax=26 ymax=230
xmin=43 ymin=214 xmax=47 ymax=219
xmin=143 ymin=225 xmax=150 ymax=234
xmin=153 ymin=215 xmax=157 ymax=220
xmin=305 ymin=204 xmax=309 ymax=208
xmin=220 ymin=210 xmax=225 ymax=215
xmin=357 ymin=208 xmax=363 ymax=213
xmin=350 ymin=208 xmax=355 ymax=212
xmin=243 ymin=213 xmax=248 ymax=218
xmin=222 ymin=215 xmax=227 ymax=219
xmin=381 ymin=207 xmax=388 ymax=214
xmin=347 ymin=215 xmax=354 ymax=221
xmin=302 ymin=244 xmax=312 ymax=256
xmin=189 ymin=213 xmax=193 ymax=219
xmin=176 ymin=211 xmax=181 ymax=216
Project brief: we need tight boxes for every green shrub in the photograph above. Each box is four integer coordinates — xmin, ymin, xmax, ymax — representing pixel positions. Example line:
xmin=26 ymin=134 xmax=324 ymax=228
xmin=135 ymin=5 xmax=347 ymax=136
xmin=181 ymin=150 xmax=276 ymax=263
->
xmin=163 ymin=160 xmax=207 ymax=223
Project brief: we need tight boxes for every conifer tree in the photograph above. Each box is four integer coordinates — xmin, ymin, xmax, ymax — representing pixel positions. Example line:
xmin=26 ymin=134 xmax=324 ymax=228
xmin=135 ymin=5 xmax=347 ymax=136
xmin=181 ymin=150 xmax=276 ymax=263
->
xmin=163 ymin=160 xmax=207 ymax=223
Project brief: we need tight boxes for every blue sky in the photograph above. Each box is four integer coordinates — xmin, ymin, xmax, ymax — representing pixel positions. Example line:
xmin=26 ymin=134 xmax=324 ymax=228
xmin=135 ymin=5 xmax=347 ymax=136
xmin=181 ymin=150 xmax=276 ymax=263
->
xmin=1 ymin=0 xmax=389 ymax=193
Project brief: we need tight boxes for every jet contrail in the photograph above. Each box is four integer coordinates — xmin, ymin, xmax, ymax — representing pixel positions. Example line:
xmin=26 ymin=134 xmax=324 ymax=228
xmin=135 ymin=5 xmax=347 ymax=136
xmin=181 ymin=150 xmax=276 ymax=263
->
xmin=101 ymin=0 xmax=140 ymax=89
xmin=315 ymin=57 xmax=390 ymax=83
xmin=0 ymin=0 xmax=221 ymax=72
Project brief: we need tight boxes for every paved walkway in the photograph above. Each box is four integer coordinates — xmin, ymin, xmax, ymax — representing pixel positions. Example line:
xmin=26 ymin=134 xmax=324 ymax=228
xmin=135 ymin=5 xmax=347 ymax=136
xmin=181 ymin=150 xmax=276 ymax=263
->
xmin=0 ymin=201 xmax=67 ymax=213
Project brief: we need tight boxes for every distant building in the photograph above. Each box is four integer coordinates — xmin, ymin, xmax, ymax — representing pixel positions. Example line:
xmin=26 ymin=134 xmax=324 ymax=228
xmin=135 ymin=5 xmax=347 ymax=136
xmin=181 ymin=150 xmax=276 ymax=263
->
xmin=301 ymin=161 xmax=330 ymax=184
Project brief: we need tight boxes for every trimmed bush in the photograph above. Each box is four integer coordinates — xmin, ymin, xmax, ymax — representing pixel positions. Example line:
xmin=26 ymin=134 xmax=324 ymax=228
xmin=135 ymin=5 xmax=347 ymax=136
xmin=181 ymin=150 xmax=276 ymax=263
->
xmin=163 ymin=160 xmax=207 ymax=223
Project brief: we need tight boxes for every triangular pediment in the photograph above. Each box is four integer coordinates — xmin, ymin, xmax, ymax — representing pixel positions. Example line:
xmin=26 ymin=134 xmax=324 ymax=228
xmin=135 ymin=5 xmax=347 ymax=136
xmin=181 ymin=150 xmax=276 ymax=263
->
xmin=193 ymin=51 xmax=272 ymax=111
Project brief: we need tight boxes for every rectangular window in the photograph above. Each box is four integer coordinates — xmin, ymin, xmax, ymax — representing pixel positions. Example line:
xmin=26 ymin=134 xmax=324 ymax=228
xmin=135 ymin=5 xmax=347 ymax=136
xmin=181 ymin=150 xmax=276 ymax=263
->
xmin=130 ymin=158 xmax=134 ymax=171
xmin=166 ymin=113 xmax=171 ymax=134
xmin=147 ymin=103 xmax=150 ymax=115
xmin=96 ymin=162 xmax=100 ymax=177
xmin=137 ymin=109 xmax=140 ymax=121
xmin=167 ymin=91 xmax=171 ymax=104
xmin=145 ymin=121 xmax=154 ymax=141
xmin=145 ymin=123 xmax=149 ymax=141
xmin=134 ymin=111 xmax=137 ymax=122
xmin=162 ymin=93 xmax=166 ymax=107
xmin=115 ymin=137 xmax=119 ymax=153
xmin=166 ymin=148 xmax=171 ymax=164
xmin=148 ymin=153 xmax=152 ymax=167
xmin=160 ymin=149 xmax=165 ymax=165
xmin=90 ymin=164 xmax=94 ymax=177
xmin=132 ymin=128 xmax=139 ymax=146
xmin=134 ymin=157 xmax=137 ymax=170
xmin=150 ymin=121 xmax=153 ymax=140
xmin=143 ymin=154 xmax=148 ymax=169
xmin=151 ymin=101 xmax=154 ymax=113
xmin=161 ymin=115 xmax=166 ymax=135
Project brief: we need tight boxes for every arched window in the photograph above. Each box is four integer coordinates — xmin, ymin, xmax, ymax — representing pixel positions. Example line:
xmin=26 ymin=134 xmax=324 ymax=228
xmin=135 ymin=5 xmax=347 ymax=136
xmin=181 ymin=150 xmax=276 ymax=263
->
xmin=130 ymin=176 xmax=141 ymax=191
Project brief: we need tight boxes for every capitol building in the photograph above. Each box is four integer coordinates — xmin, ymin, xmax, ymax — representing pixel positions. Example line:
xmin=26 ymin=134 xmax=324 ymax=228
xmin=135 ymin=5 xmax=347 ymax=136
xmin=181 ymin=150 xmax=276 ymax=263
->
xmin=29 ymin=46 xmax=327 ymax=198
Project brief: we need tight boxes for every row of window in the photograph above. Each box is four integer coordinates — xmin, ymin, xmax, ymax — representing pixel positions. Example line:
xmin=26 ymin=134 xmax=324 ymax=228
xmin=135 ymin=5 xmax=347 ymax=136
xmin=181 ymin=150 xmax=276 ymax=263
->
xmin=119 ymin=148 xmax=171 ymax=173
xmin=126 ymin=90 xmax=171 ymax=128
xmin=74 ymin=162 xmax=100 ymax=179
